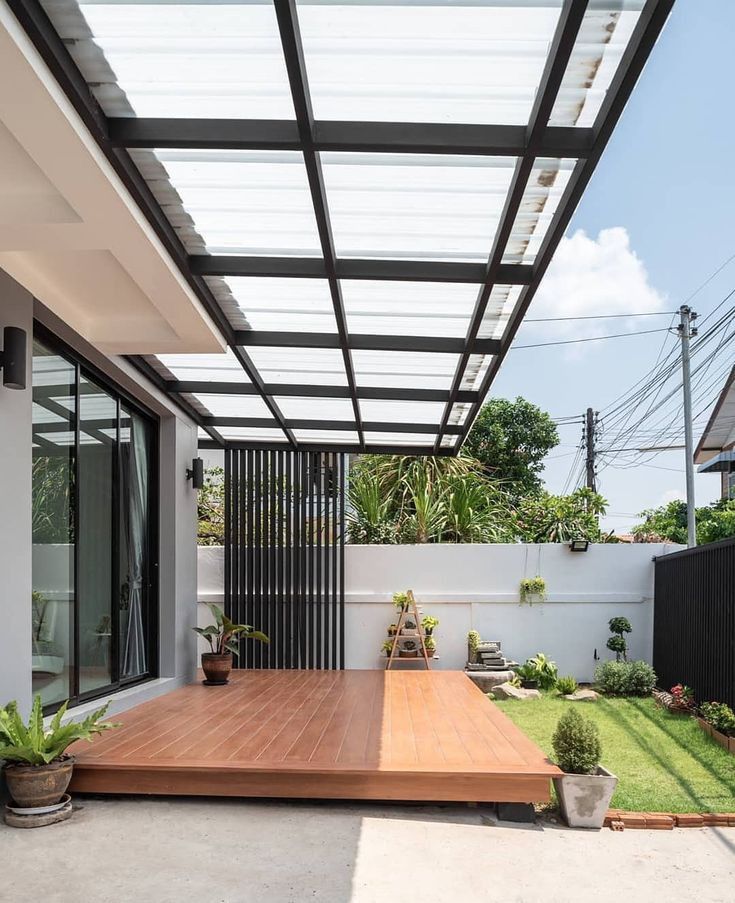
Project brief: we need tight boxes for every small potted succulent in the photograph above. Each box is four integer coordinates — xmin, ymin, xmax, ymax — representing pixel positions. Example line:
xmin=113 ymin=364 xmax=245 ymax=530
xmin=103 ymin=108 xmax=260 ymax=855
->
xmin=0 ymin=695 xmax=118 ymax=817
xmin=387 ymin=624 xmax=398 ymax=637
xmin=519 ymin=576 xmax=546 ymax=606
xmin=399 ymin=639 xmax=419 ymax=658
xmin=551 ymin=708 xmax=618 ymax=829
xmin=193 ymin=603 xmax=268 ymax=685
xmin=421 ymin=615 xmax=439 ymax=637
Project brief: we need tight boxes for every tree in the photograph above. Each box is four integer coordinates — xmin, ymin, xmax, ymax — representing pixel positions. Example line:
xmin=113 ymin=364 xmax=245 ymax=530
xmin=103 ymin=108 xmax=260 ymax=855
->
xmin=515 ymin=487 xmax=608 ymax=543
xmin=198 ymin=466 xmax=225 ymax=545
xmin=632 ymin=498 xmax=735 ymax=545
xmin=464 ymin=397 xmax=559 ymax=496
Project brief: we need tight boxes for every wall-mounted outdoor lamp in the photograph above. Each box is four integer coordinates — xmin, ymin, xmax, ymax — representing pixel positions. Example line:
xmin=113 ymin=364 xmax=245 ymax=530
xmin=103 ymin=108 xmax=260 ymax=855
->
xmin=569 ymin=539 xmax=590 ymax=552
xmin=0 ymin=326 xmax=27 ymax=390
xmin=186 ymin=457 xmax=204 ymax=490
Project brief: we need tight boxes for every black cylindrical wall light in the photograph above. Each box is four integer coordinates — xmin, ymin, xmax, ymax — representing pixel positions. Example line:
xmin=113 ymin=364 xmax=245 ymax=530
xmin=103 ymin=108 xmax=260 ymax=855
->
xmin=1 ymin=326 xmax=27 ymax=390
xmin=186 ymin=457 xmax=204 ymax=490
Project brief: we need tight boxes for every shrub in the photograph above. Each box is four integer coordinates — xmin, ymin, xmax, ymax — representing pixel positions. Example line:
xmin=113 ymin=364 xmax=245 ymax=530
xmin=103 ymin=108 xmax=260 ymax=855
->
xmin=556 ymin=675 xmax=578 ymax=696
xmin=700 ymin=701 xmax=735 ymax=736
xmin=606 ymin=616 xmax=632 ymax=662
xmin=552 ymin=709 xmax=601 ymax=775
xmin=525 ymin=652 xmax=558 ymax=690
xmin=594 ymin=660 xmax=656 ymax=697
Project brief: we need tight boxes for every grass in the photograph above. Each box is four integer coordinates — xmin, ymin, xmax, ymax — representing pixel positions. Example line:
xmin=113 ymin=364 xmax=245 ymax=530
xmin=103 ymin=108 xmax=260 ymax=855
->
xmin=495 ymin=695 xmax=735 ymax=813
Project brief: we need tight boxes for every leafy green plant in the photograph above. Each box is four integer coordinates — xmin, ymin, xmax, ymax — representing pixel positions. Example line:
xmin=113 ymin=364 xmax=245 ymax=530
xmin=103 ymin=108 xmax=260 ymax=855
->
xmin=0 ymin=696 xmax=118 ymax=766
xmin=347 ymin=467 xmax=397 ymax=544
xmin=381 ymin=640 xmax=394 ymax=655
xmin=197 ymin=466 xmax=225 ymax=545
xmin=594 ymin=660 xmax=656 ymax=697
xmin=552 ymin=708 xmax=602 ymax=775
xmin=699 ymin=702 xmax=735 ymax=736
xmin=393 ymin=591 xmax=409 ymax=611
xmin=193 ymin=603 xmax=268 ymax=656
xmin=514 ymin=663 xmax=537 ymax=685
xmin=556 ymin=675 xmax=578 ymax=696
xmin=424 ymin=636 xmax=436 ymax=654
xmin=632 ymin=497 xmax=735 ymax=546
xmin=467 ymin=630 xmax=481 ymax=653
xmin=524 ymin=652 xmax=558 ymax=690
xmin=515 ymin=487 xmax=608 ymax=543
xmin=607 ymin=616 xmax=632 ymax=662
xmin=519 ymin=576 xmax=546 ymax=605
xmin=421 ymin=615 xmax=439 ymax=635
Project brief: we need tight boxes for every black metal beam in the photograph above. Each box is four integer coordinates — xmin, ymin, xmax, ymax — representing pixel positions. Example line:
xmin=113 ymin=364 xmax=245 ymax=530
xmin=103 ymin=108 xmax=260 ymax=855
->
xmin=233 ymin=331 xmax=500 ymax=355
xmin=200 ymin=440 xmax=454 ymax=456
xmin=109 ymin=117 xmax=594 ymax=158
xmin=454 ymin=0 xmax=676 ymax=450
xmin=273 ymin=0 xmax=364 ymax=448
xmin=203 ymin=417 xmax=462 ymax=435
xmin=190 ymin=254 xmax=532 ymax=285
xmin=434 ymin=0 xmax=589 ymax=451
xmin=172 ymin=381 xmax=479 ymax=404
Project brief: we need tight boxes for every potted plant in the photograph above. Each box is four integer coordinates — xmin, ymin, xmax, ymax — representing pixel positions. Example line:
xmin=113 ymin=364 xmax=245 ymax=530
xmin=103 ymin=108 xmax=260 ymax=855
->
xmin=551 ymin=708 xmax=618 ymax=829
xmin=381 ymin=639 xmax=394 ymax=657
xmin=392 ymin=591 xmax=409 ymax=612
xmin=421 ymin=615 xmax=439 ymax=637
xmin=519 ymin=576 xmax=546 ymax=606
xmin=193 ymin=603 xmax=268 ymax=685
xmin=424 ymin=636 xmax=436 ymax=658
xmin=401 ymin=619 xmax=417 ymax=634
xmin=0 ymin=696 xmax=118 ymax=813
xmin=669 ymin=683 xmax=695 ymax=714
xmin=387 ymin=624 xmax=398 ymax=637
xmin=399 ymin=639 xmax=419 ymax=658
xmin=514 ymin=663 xmax=538 ymax=690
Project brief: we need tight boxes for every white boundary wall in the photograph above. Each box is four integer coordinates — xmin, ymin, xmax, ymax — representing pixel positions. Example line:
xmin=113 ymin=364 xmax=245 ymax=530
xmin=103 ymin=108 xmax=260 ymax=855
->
xmin=198 ymin=542 xmax=680 ymax=681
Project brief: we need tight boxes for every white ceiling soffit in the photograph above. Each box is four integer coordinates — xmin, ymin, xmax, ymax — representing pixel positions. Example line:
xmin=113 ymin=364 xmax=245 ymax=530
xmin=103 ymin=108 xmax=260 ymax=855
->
xmin=694 ymin=367 xmax=735 ymax=464
xmin=0 ymin=4 xmax=224 ymax=354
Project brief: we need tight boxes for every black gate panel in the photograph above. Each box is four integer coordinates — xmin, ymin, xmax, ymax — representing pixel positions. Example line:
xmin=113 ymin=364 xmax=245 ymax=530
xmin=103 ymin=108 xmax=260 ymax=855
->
xmin=653 ymin=538 xmax=735 ymax=708
xmin=224 ymin=449 xmax=345 ymax=669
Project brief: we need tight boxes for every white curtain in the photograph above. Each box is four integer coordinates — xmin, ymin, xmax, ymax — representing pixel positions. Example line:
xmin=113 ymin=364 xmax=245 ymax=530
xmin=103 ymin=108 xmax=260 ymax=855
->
xmin=122 ymin=414 xmax=148 ymax=677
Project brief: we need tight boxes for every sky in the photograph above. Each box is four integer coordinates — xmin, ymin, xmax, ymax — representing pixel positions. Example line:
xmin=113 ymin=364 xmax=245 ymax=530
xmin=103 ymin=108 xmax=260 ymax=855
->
xmin=492 ymin=0 xmax=735 ymax=534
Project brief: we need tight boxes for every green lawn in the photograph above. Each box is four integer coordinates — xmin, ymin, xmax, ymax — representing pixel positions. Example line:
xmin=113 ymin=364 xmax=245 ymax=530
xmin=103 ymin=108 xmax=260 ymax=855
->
xmin=495 ymin=695 xmax=735 ymax=813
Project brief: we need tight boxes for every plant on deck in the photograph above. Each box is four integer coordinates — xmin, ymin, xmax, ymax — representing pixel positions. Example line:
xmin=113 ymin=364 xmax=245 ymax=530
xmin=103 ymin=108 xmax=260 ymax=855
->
xmin=0 ymin=696 xmax=117 ymax=766
xmin=194 ymin=603 xmax=269 ymax=656
xmin=607 ymin=616 xmax=632 ymax=662
xmin=552 ymin=708 xmax=601 ymax=775
xmin=594 ymin=660 xmax=656 ymax=697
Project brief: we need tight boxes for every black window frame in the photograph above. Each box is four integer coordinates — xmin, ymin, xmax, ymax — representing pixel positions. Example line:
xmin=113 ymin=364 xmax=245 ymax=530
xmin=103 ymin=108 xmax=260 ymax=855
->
xmin=33 ymin=321 xmax=159 ymax=714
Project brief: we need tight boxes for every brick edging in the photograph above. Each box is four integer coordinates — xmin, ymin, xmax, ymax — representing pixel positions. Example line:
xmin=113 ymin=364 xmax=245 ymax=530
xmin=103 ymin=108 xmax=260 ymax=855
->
xmin=605 ymin=810 xmax=735 ymax=830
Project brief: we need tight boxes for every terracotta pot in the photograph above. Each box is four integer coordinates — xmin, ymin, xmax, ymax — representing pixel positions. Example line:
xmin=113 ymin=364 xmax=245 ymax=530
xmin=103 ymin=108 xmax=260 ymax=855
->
xmin=4 ymin=757 xmax=74 ymax=808
xmin=399 ymin=649 xmax=419 ymax=658
xmin=202 ymin=652 xmax=233 ymax=684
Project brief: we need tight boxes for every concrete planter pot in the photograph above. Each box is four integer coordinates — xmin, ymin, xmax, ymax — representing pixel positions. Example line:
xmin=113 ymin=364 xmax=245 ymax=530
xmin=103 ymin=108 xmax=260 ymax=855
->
xmin=4 ymin=757 xmax=74 ymax=809
xmin=553 ymin=766 xmax=618 ymax=829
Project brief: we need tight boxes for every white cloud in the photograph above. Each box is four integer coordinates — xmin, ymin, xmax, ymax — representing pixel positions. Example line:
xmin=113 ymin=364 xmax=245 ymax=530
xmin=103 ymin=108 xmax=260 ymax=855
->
xmin=522 ymin=227 xmax=668 ymax=349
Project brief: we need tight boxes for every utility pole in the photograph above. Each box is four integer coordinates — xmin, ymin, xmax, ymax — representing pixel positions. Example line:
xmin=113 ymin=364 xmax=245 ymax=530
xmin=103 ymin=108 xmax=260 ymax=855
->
xmin=584 ymin=407 xmax=598 ymax=492
xmin=677 ymin=305 xmax=698 ymax=548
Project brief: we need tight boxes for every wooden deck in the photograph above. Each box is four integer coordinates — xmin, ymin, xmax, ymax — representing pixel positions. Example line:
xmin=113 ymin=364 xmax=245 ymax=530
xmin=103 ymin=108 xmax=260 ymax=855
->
xmin=69 ymin=670 xmax=559 ymax=804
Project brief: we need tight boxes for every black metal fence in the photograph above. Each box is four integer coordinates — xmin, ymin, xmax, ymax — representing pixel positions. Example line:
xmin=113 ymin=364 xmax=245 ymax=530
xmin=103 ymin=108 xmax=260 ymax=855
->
xmin=653 ymin=538 xmax=735 ymax=708
xmin=224 ymin=449 xmax=345 ymax=670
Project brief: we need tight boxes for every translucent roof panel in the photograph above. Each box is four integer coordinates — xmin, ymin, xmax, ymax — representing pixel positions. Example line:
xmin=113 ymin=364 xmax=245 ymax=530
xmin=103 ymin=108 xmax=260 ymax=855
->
xmin=210 ymin=277 xmax=337 ymax=332
xmin=502 ymin=159 xmax=575 ymax=265
xmin=244 ymin=347 xmax=348 ymax=386
xmin=550 ymin=3 xmax=644 ymax=128
xmin=274 ymin=396 xmax=355 ymax=421
xmin=149 ymin=351 xmax=250 ymax=384
xmin=321 ymin=153 xmax=516 ymax=261
xmin=296 ymin=0 xmax=562 ymax=124
xmin=478 ymin=285 xmax=524 ymax=340
xmin=182 ymin=394 xmax=273 ymax=419
xmin=293 ymin=429 xmax=360 ymax=444
xmin=363 ymin=432 xmax=437 ymax=446
xmin=352 ymin=350 xmax=460 ymax=391
xmin=216 ymin=427 xmax=289 ymax=443
xmin=341 ymin=280 xmax=478 ymax=338
xmin=134 ymin=150 xmax=321 ymax=256
xmin=461 ymin=354 xmax=493 ymax=392
xmin=51 ymin=1 xmax=295 ymax=119
xmin=359 ymin=399 xmax=445 ymax=425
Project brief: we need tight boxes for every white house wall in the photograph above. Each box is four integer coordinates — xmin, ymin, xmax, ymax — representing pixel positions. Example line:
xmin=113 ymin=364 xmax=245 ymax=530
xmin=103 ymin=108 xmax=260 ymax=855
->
xmin=197 ymin=542 xmax=681 ymax=682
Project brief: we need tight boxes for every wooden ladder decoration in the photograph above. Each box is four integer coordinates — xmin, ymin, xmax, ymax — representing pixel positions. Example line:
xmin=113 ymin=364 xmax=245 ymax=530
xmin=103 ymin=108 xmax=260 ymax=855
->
xmin=385 ymin=590 xmax=431 ymax=670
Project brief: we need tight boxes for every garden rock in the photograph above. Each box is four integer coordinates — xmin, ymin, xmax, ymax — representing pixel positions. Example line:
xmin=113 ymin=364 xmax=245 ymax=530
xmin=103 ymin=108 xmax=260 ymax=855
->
xmin=464 ymin=670 xmax=515 ymax=693
xmin=492 ymin=682 xmax=541 ymax=701
xmin=564 ymin=689 xmax=599 ymax=702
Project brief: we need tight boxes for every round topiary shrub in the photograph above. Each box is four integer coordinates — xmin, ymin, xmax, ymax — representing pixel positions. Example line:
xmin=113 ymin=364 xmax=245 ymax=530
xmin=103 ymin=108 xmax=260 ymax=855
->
xmin=594 ymin=660 xmax=656 ymax=697
xmin=552 ymin=709 xmax=601 ymax=775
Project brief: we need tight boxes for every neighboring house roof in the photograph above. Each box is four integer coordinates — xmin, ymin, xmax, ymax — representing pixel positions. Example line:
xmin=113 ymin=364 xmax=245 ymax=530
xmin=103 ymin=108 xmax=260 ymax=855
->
xmin=694 ymin=365 xmax=735 ymax=464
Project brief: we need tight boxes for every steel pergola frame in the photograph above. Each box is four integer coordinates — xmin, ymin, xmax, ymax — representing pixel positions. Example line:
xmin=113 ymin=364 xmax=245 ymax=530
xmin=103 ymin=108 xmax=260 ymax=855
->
xmin=8 ymin=0 xmax=674 ymax=455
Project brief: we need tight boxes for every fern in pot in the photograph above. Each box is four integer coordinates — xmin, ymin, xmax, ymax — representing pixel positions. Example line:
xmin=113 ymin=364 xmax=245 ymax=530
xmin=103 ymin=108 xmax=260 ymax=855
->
xmin=551 ymin=709 xmax=618 ymax=829
xmin=0 ymin=696 xmax=118 ymax=812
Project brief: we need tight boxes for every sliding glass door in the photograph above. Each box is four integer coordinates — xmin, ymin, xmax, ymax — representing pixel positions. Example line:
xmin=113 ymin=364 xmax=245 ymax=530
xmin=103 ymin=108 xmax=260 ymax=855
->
xmin=31 ymin=329 xmax=158 ymax=710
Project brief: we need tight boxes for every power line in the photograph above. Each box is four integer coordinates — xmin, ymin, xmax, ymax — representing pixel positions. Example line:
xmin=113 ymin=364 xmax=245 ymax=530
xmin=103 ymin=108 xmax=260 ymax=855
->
xmin=524 ymin=311 xmax=677 ymax=323
xmin=512 ymin=327 xmax=669 ymax=350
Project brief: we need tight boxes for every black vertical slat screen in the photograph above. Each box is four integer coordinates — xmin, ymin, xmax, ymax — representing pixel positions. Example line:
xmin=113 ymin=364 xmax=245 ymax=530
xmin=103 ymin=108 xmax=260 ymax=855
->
xmin=653 ymin=538 xmax=735 ymax=709
xmin=224 ymin=449 xmax=346 ymax=670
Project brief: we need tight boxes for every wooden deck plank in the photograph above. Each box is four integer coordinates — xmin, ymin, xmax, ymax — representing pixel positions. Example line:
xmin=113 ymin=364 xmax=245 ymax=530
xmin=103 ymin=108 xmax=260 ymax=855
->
xmin=69 ymin=670 xmax=559 ymax=804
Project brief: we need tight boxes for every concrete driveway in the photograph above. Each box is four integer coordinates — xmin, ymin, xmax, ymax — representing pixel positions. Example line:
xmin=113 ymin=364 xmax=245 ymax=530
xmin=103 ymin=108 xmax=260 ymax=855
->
xmin=3 ymin=797 xmax=734 ymax=903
